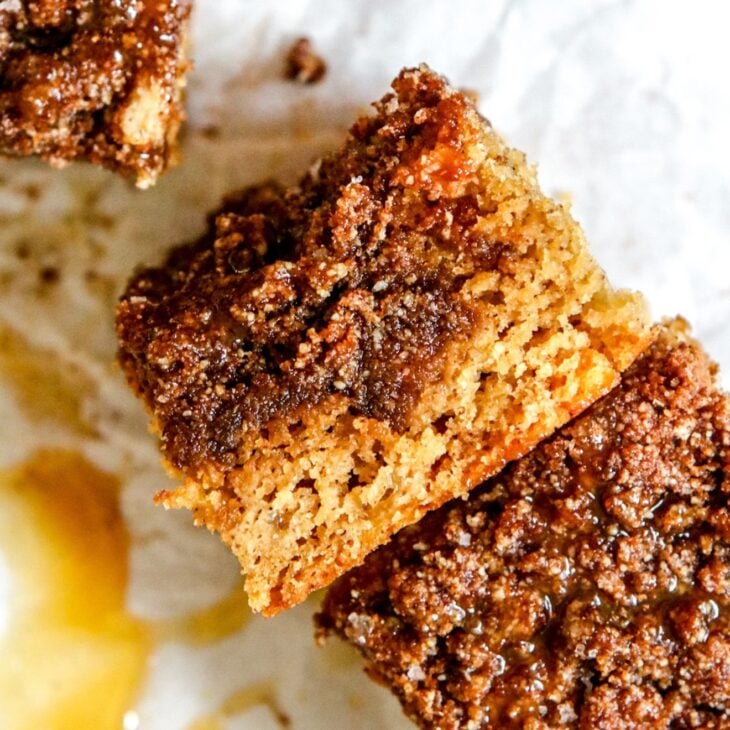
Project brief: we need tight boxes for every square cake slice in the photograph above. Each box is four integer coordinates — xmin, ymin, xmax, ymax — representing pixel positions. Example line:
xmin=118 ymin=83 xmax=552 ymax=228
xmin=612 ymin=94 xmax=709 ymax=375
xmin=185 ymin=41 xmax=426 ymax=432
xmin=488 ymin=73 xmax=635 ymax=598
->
xmin=317 ymin=321 xmax=730 ymax=729
xmin=116 ymin=65 xmax=650 ymax=615
xmin=0 ymin=0 xmax=190 ymax=187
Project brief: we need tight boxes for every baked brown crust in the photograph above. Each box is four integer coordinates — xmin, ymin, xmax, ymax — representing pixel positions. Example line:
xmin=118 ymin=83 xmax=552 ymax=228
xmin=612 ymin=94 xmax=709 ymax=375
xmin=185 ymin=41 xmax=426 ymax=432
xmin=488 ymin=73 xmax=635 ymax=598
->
xmin=317 ymin=321 xmax=730 ymax=730
xmin=0 ymin=0 xmax=190 ymax=187
xmin=117 ymin=65 xmax=650 ymax=614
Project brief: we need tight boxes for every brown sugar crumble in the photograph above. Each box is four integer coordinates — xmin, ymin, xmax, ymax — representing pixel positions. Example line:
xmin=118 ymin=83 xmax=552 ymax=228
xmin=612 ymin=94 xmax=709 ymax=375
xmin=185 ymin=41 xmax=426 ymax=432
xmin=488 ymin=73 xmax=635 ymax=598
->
xmin=317 ymin=322 xmax=730 ymax=730
xmin=0 ymin=0 xmax=191 ymax=187
xmin=116 ymin=65 xmax=649 ymax=615
xmin=284 ymin=37 xmax=326 ymax=84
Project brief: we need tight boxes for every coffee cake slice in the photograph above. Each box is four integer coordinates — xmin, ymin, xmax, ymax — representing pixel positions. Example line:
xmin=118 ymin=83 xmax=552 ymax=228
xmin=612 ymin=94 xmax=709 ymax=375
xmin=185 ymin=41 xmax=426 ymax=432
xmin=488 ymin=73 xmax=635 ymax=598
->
xmin=317 ymin=321 xmax=730 ymax=729
xmin=117 ymin=65 xmax=650 ymax=615
xmin=0 ymin=0 xmax=190 ymax=187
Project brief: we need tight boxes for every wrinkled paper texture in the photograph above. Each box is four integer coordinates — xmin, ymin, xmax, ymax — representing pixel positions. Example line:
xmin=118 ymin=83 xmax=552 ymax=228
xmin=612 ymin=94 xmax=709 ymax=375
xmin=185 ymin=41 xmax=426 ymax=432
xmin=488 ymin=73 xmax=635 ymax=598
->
xmin=0 ymin=1 xmax=728 ymax=727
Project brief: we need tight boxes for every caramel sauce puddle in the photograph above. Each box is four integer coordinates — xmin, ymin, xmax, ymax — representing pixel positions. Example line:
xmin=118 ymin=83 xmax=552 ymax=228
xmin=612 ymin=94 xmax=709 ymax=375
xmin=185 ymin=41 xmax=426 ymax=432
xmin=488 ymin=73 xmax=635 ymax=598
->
xmin=0 ymin=450 xmax=261 ymax=730
xmin=0 ymin=451 xmax=149 ymax=730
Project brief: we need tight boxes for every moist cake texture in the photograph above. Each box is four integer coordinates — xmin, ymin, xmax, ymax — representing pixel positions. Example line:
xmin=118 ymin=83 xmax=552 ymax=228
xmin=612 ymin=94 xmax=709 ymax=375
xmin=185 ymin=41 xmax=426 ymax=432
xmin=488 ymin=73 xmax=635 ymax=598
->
xmin=318 ymin=322 xmax=730 ymax=729
xmin=116 ymin=65 xmax=650 ymax=615
xmin=0 ymin=0 xmax=190 ymax=187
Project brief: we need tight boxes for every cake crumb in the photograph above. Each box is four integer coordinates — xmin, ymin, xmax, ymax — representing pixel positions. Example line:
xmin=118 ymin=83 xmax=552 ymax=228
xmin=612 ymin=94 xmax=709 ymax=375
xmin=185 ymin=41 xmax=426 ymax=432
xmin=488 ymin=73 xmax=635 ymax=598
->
xmin=285 ymin=37 xmax=327 ymax=84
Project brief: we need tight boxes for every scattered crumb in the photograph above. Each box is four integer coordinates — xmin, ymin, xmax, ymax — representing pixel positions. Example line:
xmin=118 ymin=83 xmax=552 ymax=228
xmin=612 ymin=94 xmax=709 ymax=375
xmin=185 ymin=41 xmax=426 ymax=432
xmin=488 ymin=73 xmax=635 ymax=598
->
xmin=39 ymin=266 xmax=59 ymax=284
xmin=284 ymin=37 xmax=327 ymax=84
xmin=201 ymin=125 xmax=222 ymax=140
xmin=200 ymin=124 xmax=222 ymax=140
xmin=14 ymin=241 xmax=30 ymax=260
xmin=22 ymin=183 xmax=41 ymax=201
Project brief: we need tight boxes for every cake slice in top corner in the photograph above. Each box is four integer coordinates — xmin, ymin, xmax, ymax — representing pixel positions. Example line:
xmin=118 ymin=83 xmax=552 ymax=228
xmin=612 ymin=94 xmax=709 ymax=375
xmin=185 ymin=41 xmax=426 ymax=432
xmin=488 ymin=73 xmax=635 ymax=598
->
xmin=116 ymin=65 xmax=651 ymax=615
xmin=0 ymin=0 xmax=191 ymax=188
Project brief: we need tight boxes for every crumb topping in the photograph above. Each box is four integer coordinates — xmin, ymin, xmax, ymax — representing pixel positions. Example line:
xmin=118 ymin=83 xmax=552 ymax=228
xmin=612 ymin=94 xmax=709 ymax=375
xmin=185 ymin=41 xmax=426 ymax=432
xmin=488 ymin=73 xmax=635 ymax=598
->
xmin=317 ymin=326 xmax=730 ymax=729
xmin=118 ymin=68 xmax=519 ymax=470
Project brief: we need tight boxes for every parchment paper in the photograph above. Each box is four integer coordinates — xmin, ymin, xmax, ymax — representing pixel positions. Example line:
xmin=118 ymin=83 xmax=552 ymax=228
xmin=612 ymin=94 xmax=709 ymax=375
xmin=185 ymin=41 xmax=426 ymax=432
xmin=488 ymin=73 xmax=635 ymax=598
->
xmin=0 ymin=1 xmax=728 ymax=727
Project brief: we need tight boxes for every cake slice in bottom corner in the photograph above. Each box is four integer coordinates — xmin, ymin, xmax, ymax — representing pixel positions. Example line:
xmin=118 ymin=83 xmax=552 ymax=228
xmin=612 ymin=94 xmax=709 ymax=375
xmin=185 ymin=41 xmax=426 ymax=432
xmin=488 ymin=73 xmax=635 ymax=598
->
xmin=116 ymin=65 xmax=650 ymax=616
xmin=317 ymin=320 xmax=730 ymax=729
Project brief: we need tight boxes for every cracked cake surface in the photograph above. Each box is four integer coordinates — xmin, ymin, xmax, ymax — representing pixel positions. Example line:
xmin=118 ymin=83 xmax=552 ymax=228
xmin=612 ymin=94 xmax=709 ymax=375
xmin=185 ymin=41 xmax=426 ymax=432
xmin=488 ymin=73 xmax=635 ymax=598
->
xmin=117 ymin=65 xmax=650 ymax=614
xmin=317 ymin=322 xmax=730 ymax=729
xmin=0 ymin=0 xmax=190 ymax=187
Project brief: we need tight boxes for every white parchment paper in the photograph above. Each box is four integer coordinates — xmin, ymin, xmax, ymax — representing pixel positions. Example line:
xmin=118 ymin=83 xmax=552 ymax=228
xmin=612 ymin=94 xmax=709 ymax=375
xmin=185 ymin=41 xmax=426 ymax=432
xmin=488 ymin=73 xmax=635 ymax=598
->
xmin=0 ymin=1 xmax=728 ymax=727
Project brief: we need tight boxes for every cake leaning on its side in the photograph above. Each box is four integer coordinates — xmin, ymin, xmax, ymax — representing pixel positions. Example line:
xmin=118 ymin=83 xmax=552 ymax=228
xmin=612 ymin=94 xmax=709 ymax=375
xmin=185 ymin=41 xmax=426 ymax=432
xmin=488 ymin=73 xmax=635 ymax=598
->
xmin=0 ymin=0 xmax=191 ymax=187
xmin=317 ymin=321 xmax=730 ymax=730
xmin=116 ymin=65 xmax=650 ymax=615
